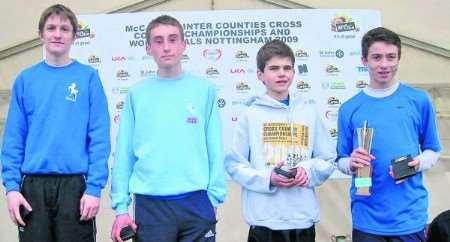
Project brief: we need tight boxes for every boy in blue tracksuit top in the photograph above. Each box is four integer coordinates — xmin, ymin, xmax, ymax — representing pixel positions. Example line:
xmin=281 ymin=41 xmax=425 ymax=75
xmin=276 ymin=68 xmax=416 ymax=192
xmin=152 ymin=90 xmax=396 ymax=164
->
xmin=336 ymin=27 xmax=440 ymax=241
xmin=0 ymin=4 xmax=110 ymax=242
xmin=110 ymin=15 xmax=226 ymax=242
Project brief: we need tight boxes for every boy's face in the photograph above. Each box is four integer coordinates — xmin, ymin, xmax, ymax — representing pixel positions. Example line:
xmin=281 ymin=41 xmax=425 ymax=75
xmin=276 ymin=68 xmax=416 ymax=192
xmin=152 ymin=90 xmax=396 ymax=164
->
xmin=146 ymin=24 xmax=186 ymax=70
xmin=362 ymin=41 xmax=400 ymax=89
xmin=257 ymin=56 xmax=294 ymax=100
xmin=39 ymin=13 xmax=75 ymax=58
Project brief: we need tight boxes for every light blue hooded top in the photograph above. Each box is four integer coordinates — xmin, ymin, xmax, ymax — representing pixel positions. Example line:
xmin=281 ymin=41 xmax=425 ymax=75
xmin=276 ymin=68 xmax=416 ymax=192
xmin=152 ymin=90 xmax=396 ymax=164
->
xmin=225 ymin=93 xmax=336 ymax=230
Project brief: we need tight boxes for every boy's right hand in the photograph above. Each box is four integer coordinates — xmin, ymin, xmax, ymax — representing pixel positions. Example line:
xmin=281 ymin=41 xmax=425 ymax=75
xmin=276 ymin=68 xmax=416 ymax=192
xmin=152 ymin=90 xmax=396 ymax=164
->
xmin=270 ymin=162 xmax=295 ymax=187
xmin=111 ymin=214 xmax=137 ymax=242
xmin=270 ymin=169 xmax=295 ymax=187
xmin=350 ymin=148 xmax=376 ymax=172
xmin=6 ymin=191 xmax=32 ymax=226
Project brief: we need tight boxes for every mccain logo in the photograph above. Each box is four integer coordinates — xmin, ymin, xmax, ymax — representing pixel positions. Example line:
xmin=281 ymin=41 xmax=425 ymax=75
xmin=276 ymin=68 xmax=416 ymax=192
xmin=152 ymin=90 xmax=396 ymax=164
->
xmin=331 ymin=15 xmax=360 ymax=32
xmin=76 ymin=22 xmax=95 ymax=38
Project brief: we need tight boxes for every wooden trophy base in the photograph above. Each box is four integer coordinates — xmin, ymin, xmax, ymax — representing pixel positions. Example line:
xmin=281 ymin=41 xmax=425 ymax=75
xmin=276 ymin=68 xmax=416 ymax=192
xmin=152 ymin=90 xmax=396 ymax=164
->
xmin=356 ymin=166 xmax=372 ymax=196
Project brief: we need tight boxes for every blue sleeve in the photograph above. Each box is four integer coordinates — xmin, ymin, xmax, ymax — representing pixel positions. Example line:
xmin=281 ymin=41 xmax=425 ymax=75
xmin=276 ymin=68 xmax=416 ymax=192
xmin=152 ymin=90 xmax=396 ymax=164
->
xmin=204 ymin=85 xmax=227 ymax=207
xmin=110 ymin=92 xmax=136 ymax=214
xmin=84 ymin=71 xmax=111 ymax=197
xmin=1 ymin=75 xmax=27 ymax=193
xmin=336 ymin=105 xmax=354 ymax=164
xmin=419 ymin=93 xmax=441 ymax=152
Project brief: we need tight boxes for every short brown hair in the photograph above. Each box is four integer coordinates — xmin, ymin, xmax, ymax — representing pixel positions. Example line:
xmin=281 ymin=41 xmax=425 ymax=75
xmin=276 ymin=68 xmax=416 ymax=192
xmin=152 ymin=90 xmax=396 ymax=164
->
xmin=362 ymin=27 xmax=401 ymax=60
xmin=39 ymin=4 xmax=78 ymax=35
xmin=256 ymin=39 xmax=295 ymax=72
xmin=146 ymin=15 xmax=184 ymax=45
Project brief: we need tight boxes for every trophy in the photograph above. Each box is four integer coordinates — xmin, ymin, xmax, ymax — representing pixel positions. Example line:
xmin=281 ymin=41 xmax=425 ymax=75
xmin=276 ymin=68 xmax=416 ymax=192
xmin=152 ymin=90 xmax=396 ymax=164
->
xmin=274 ymin=153 xmax=301 ymax=179
xmin=272 ymin=123 xmax=308 ymax=179
xmin=355 ymin=120 xmax=373 ymax=196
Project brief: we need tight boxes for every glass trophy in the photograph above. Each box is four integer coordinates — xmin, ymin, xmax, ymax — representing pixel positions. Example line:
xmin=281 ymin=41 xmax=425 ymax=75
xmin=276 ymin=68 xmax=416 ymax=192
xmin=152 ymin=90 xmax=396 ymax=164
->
xmin=355 ymin=120 xmax=373 ymax=196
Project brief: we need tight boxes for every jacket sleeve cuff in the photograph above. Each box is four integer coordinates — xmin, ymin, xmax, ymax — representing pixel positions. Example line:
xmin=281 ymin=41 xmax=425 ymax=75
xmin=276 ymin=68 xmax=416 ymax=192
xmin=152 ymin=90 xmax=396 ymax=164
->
xmin=85 ymin=185 xmax=102 ymax=198
xmin=417 ymin=150 xmax=440 ymax=171
xmin=267 ymin=169 xmax=278 ymax=193
xmin=114 ymin=205 xmax=129 ymax=216
xmin=337 ymin=157 xmax=354 ymax=175
xmin=207 ymin=193 xmax=223 ymax=208
xmin=5 ymin=181 xmax=20 ymax=194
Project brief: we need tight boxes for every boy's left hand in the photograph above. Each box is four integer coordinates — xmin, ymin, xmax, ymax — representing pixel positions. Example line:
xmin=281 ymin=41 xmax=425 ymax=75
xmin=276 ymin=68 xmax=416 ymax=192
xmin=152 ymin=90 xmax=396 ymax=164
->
xmin=408 ymin=157 xmax=420 ymax=171
xmin=292 ymin=167 xmax=309 ymax=187
xmin=80 ymin=194 xmax=100 ymax=221
xmin=389 ymin=157 xmax=420 ymax=184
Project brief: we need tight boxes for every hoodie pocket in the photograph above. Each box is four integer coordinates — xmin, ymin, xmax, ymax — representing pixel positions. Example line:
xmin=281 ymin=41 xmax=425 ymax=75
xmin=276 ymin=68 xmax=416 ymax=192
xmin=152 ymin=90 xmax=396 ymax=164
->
xmin=246 ymin=188 xmax=318 ymax=222
xmin=245 ymin=191 xmax=276 ymax=221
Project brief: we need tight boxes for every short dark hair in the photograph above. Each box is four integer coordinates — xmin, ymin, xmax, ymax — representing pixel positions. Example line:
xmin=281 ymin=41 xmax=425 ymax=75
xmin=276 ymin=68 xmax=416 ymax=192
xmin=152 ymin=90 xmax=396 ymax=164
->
xmin=146 ymin=15 xmax=184 ymax=45
xmin=256 ymin=39 xmax=295 ymax=72
xmin=39 ymin=4 xmax=78 ymax=35
xmin=361 ymin=27 xmax=401 ymax=60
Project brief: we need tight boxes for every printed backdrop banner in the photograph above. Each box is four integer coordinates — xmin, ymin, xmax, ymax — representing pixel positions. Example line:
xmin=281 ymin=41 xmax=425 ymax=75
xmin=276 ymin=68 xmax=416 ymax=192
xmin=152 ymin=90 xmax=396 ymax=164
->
xmin=70 ymin=9 xmax=381 ymax=178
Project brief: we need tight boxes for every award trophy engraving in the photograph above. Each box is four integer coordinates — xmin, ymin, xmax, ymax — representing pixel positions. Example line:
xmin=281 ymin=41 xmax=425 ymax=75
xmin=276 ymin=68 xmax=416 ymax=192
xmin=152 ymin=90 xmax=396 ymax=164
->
xmin=355 ymin=120 xmax=373 ymax=196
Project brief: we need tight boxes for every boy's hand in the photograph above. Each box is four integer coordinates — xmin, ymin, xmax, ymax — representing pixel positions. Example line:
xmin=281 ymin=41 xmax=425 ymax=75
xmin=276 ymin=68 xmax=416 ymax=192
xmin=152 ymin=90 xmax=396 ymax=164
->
xmin=292 ymin=167 xmax=309 ymax=187
xmin=350 ymin=148 xmax=376 ymax=172
xmin=270 ymin=162 xmax=294 ymax=187
xmin=389 ymin=157 xmax=420 ymax=184
xmin=409 ymin=157 xmax=420 ymax=171
xmin=111 ymin=214 xmax=138 ymax=242
xmin=270 ymin=169 xmax=295 ymax=187
xmin=6 ymin=191 xmax=32 ymax=226
xmin=80 ymin=194 xmax=100 ymax=221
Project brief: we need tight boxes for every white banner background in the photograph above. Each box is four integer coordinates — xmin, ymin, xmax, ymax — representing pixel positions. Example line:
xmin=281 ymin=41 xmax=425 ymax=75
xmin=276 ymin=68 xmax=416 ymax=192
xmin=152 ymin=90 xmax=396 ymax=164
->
xmin=70 ymin=9 xmax=381 ymax=178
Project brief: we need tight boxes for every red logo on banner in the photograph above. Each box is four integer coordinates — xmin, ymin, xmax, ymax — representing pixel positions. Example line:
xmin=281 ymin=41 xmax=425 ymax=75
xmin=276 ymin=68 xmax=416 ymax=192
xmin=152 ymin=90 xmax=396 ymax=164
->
xmin=112 ymin=56 xmax=126 ymax=62
xmin=203 ymin=49 xmax=222 ymax=62
xmin=230 ymin=68 xmax=246 ymax=74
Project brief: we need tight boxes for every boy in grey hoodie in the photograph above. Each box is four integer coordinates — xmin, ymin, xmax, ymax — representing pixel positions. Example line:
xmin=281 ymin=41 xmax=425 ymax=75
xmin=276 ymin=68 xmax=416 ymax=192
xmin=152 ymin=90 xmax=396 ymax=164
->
xmin=225 ymin=39 xmax=336 ymax=242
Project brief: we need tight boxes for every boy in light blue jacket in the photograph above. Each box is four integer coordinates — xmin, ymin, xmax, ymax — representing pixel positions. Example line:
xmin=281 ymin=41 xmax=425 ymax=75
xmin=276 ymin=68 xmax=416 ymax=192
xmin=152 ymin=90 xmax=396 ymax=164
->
xmin=110 ymin=15 xmax=226 ymax=242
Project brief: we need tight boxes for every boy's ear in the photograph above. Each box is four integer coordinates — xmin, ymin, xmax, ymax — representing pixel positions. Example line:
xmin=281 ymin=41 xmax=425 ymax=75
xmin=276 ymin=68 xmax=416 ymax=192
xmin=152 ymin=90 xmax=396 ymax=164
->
xmin=257 ymin=69 xmax=265 ymax=85
xmin=145 ymin=44 xmax=152 ymax=56
xmin=361 ymin=56 xmax=368 ymax=66
xmin=180 ymin=39 xmax=187 ymax=53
